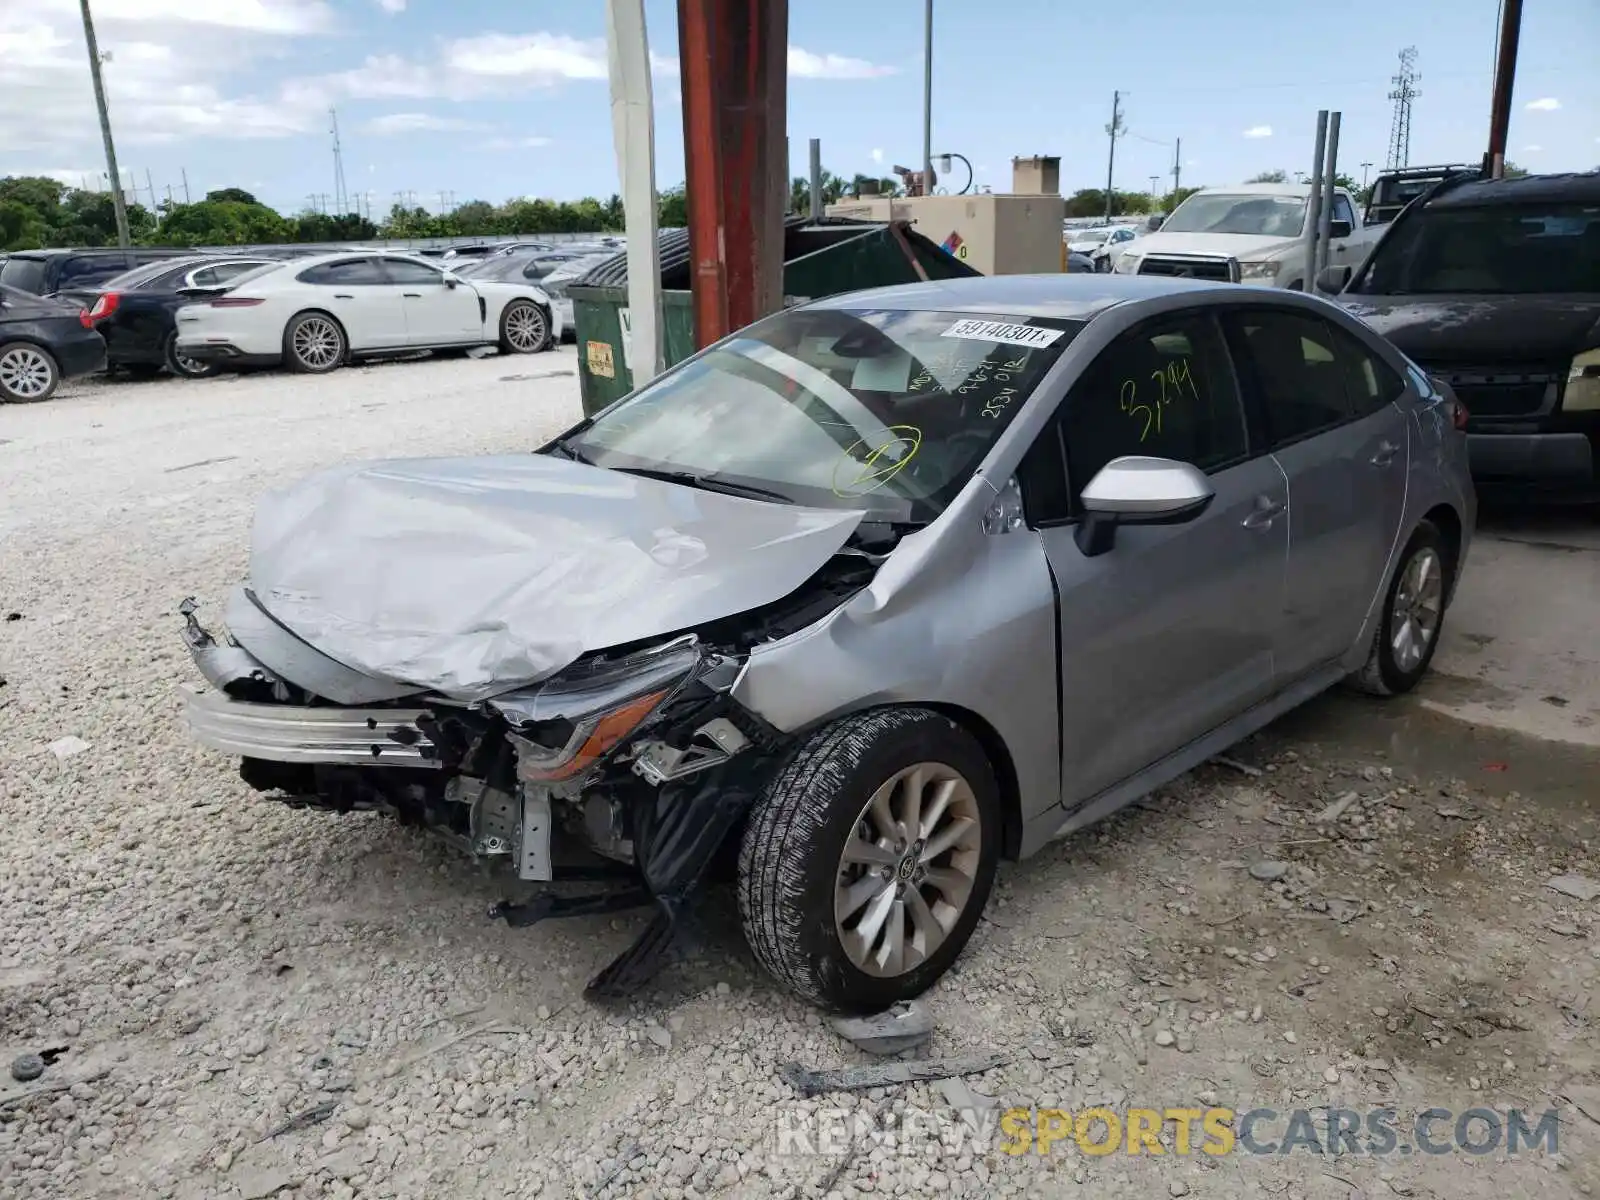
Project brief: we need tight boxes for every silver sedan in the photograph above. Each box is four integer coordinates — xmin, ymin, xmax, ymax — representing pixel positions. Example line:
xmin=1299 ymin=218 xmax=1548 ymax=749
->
xmin=178 ymin=274 xmax=1475 ymax=1012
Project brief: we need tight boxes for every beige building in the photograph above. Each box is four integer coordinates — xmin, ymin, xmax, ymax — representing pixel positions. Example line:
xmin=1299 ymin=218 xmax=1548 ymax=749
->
xmin=826 ymin=155 xmax=1067 ymax=275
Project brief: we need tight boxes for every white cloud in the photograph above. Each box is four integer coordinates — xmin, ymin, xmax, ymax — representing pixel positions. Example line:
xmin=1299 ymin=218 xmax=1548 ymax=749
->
xmin=445 ymin=33 xmax=608 ymax=83
xmin=1523 ymin=144 xmax=1542 ymax=152
xmin=1524 ymin=97 xmax=1561 ymax=112
xmin=375 ymin=0 xmax=405 ymax=11
xmin=478 ymin=135 xmax=554 ymax=151
xmin=359 ymin=112 xmax=486 ymax=136
xmin=787 ymin=46 xmax=895 ymax=79
xmin=1243 ymin=125 xmax=1273 ymax=139
xmin=870 ymin=147 xmax=884 ymax=165
xmin=648 ymin=45 xmax=894 ymax=81
xmin=72 ymin=0 xmax=334 ymax=35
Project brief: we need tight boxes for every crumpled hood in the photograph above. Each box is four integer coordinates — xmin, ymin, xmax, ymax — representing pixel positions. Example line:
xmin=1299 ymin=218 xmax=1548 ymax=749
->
xmin=246 ymin=454 xmax=864 ymax=701
xmin=1127 ymin=231 xmax=1301 ymax=261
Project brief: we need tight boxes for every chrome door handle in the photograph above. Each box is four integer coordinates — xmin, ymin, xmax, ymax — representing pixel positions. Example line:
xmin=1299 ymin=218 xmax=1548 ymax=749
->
xmin=1241 ymin=496 xmax=1286 ymax=529
xmin=333 ymin=293 xmax=354 ymax=299
xmin=1370 ymin=440 xmax=1399 ymax=466
xmin=403 ymin=292 xmax=422 ymax=298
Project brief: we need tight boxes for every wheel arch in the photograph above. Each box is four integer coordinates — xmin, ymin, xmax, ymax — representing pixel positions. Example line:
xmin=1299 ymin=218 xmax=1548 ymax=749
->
xmin=1419 ymin=502 xmax=1464 ymax=604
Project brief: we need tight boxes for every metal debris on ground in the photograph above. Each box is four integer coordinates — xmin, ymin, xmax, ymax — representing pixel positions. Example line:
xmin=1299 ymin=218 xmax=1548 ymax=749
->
xmin=828 ymin=1000 xmax=934 ymax=1056
xmin=1211 ymin=755 xmax=1264 ymax=776
xmin=1547 ymin=874 xmax=1600 ymax=902
xmin=779 ymin=1052 xmax=1008 ymax=1098
xmin=259 ymin=1099 xmax=339 ymax=1141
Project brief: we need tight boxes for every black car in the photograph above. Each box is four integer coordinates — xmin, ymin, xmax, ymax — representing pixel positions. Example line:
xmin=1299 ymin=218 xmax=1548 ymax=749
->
xmin=0 ymin=285 xmax=107 ymax=402
xmin=0 ymin=247 xmax=195 ymax=298
xmin=59 ymin=254 xmax=276 ymax=378
xmin=1326 ymin=171 xmax=1600 ymax=500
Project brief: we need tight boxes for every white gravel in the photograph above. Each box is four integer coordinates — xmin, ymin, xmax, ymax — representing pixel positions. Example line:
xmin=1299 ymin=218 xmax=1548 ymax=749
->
xmin=2 ymin=355 xmax=1595 ymax=1200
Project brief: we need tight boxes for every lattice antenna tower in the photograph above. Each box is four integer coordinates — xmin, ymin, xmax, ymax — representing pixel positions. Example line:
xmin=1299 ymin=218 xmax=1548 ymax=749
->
xmin=1386 ymin=47 xmax=1420 ymax=169
xmin=330 ymin=108 xmax=349 ymax=216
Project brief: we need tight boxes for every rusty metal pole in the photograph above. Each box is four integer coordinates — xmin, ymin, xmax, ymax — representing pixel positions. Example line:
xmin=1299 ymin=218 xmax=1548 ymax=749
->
xmin=677 ymin=0 xmax=789 ymax=349
xmin=1485 ymin=0 xmax=1523 ymax=179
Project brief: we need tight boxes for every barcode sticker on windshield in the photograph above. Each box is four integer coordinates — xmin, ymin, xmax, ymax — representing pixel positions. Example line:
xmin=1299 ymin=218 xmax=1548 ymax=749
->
xmin=940 ymin=318 xmax=1062 ymax=349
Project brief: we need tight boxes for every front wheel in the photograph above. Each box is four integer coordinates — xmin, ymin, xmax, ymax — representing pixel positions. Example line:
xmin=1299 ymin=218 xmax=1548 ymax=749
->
xmin=283 ymin=312 xmax=347 ymax=374
xmin=0 ymin=341 xmax=60 ymax=403
xmin=499 ymin=301 xmax=551 ymax=354
xmin=164 ymin=332 xmax=220 ymax=379
xmin=1349 ymin=520 xmax=1449 ymax=696
xmin=738 ymin=708 xmax=1000 ymax=1013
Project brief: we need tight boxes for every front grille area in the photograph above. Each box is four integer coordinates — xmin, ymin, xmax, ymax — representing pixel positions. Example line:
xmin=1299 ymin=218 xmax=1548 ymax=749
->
xmin=1422 ymin=363 xmax=1562 ymax=418
xmin=1136 ymin=255 xmax=1238 ymax=282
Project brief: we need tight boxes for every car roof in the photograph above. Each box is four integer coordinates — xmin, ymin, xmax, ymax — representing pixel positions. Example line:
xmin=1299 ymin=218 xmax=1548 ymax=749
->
xmin=1426 ymin=170 xmax=1600 ymax=209
xmin=7 ymin=246 xmax=190 ymax=261
xmin=1197 ymin=183 xmax=1325 ymax=197
xmin=806 ymin=273 xmax=1225 ymax=320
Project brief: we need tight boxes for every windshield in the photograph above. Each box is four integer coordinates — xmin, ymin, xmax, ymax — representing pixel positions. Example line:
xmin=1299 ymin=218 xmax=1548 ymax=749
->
xmin=564 ymin=307 xmax=1082 ymax=523
xmin=1161 ymin=192 xmax=1308 ymax=237
xmin=1069 ymin=229 xmax=1110 ymax=245
xmin=460 ymin=253 xmax=553 ymax=281
xmin=97 ymin=258 xmax=202 ymax=291
xmin=1360 ymin=202 xmax=1600 ymax=295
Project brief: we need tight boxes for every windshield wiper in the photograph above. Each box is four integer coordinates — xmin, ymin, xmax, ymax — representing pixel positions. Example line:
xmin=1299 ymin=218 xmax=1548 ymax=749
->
xmin=547 ymin=439 xmax=594 ymax=464
xmin=609 ymin=465 xmax=794 ymax=504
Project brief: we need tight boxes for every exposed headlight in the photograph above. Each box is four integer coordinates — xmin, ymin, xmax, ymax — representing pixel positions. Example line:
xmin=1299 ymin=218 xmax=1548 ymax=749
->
xmin=1113 ymin=254 xmax=1141 ymax=274
xmin=1566 ymin=348 xmax=1600 ymax=412
xmin=544 ymin=279 xmax=569 ymax=298
xmin=489 ymin=640 xmax=706 ymax=782
xmin=1239 ymin=260 xmax=1280 ymax=282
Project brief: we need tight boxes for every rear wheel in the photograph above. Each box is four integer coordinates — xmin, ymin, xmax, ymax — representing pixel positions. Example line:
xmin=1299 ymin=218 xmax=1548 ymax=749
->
xmin=738 ymin=708 xmax=1000 ymax=1012
xmin=1349 ymin=520 xmax=1449 ymax=696
xmin=499 ymin=301 xmax=551 ymax=354
xmin=0 ymin=342 xmax=59 ymax=403
xmin=283 ymin=312 xmax=346 ymax=374
xmin=164 ymin=332 xmax=220 ymax=379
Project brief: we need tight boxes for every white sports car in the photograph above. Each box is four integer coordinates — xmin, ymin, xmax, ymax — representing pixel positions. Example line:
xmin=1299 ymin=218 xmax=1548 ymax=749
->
xmin=174 ymin=251 xmax=562 ymax=374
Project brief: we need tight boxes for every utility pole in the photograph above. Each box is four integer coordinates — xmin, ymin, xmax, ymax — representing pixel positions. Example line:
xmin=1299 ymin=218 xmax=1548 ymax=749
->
xmin=1386 ymin=47 xmax=1420 ymax=170
xmin=1170 ymin=137 xmax=1181 ymax=200
xmin=1148 ymin=175 xmax=1160 ymax=202
xmin=1485 ymin=0 xmax=1523 ymax=179
xmin=145 ymin=168 xmax=157 ymax=220
xmin=330 ymin=108 xmax=349 ymax=214
xmin=921 ymin=0 xmax=934 ymax=200
xmin=1103 ymin=90 xmax=1124 ymax=224
xmin=78 ymin=0 xmax=131 ymax=248
xmin=181 ymin=168 xmax=191 ymax=204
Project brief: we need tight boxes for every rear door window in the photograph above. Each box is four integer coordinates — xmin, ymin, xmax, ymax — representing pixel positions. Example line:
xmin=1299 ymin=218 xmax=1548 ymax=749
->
xmin=1226 ymin=310 xmax=1353 ymax=445
xmin=297 ymin=258 xmax=388 ymax=286
xmin=0 ymin=257 xmax=48 ymax=293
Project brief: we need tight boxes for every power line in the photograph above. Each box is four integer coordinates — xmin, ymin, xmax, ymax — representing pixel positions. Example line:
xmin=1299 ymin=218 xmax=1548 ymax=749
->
xmin=330 ymin=108 xmax=348 ymax=216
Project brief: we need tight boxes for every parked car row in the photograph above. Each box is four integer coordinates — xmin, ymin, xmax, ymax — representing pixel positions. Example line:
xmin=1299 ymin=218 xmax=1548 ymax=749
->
xmin=0 ymin=247 xmax=571 ymax=399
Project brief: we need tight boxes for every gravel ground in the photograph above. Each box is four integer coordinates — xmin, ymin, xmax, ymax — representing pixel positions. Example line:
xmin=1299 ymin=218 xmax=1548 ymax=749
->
xmin=2 ymin=357 xmax=1598 ymax=1200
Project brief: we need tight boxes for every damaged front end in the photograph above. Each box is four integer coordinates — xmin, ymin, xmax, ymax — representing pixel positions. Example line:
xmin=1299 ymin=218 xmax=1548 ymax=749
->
xmin=176 ymin=552 xmax=879 ymax=996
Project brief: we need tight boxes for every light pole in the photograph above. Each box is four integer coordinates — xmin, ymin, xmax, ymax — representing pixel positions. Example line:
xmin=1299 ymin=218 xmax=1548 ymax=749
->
xmin=921 ymin=0 xmax=934 ymax=196
xmin=1148 ymin=174 xmax=1160 ymax=204
xmin=78 ymin=0 xmax=131 ymax=249
xmin=1360 ymin=161 xmax=1373 ymax=188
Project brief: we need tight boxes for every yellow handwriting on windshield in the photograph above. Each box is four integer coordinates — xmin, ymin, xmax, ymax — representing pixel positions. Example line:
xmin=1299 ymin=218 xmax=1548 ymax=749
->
xmin=1118 ymin=358 xmax=1200 ymax=443
xmin=831 ymin=424 xmax=923 ymax=498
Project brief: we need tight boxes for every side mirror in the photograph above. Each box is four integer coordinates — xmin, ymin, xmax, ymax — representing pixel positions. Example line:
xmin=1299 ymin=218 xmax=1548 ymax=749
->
xmin=1315 ymin=264 xmax=1353 ymax=295
xmin=443 ymin=274 xmax=460 ymax=289
xmin=1146 ymin=215 xmax=1165 ymax=232
xmin=1074 ymin=456 xmax=1214 ymax=558
xmin=1328 ymin=218 xmax=1353 ymax=239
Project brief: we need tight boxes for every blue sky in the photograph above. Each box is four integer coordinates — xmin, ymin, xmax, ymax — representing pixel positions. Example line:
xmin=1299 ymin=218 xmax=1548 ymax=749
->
xmin=3 ymin=0 xmax=1596 ymax=214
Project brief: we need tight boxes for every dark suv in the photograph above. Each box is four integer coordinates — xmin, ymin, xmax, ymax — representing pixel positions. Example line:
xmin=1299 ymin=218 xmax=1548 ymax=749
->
xmin=0 ymin=248 xmax=194 ymax=298
xmin=1325 ymin=171 xmax=1600 ymax=500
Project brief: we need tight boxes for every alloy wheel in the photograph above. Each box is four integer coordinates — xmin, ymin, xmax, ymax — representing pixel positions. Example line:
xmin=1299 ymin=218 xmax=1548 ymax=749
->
xmin=504 ymin=303 xmax=547 ymax=352
xmin=1390 ymin=545 xmax=1444 ymax=672
xmin=291 ymin=317 xmax=343 ymax=370
xmin=833 ymin=762 xmax=983 ymax=978
xmin=0 ymin=345 xmax=55 ymax=400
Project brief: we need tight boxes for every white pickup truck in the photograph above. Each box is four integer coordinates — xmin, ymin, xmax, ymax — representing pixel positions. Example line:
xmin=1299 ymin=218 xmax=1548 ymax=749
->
xmin=1111 ymin=183 xmax=1371 ymax=290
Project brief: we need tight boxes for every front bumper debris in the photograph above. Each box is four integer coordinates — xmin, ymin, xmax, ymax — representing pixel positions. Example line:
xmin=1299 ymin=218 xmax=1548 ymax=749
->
xmin=183 ymin=688 xmax=440 ymax=766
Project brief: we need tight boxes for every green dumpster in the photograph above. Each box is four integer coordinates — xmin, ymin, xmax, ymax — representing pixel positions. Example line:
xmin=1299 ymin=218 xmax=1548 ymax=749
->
xmin=566 ymin=215 xmax=980 ymax=416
